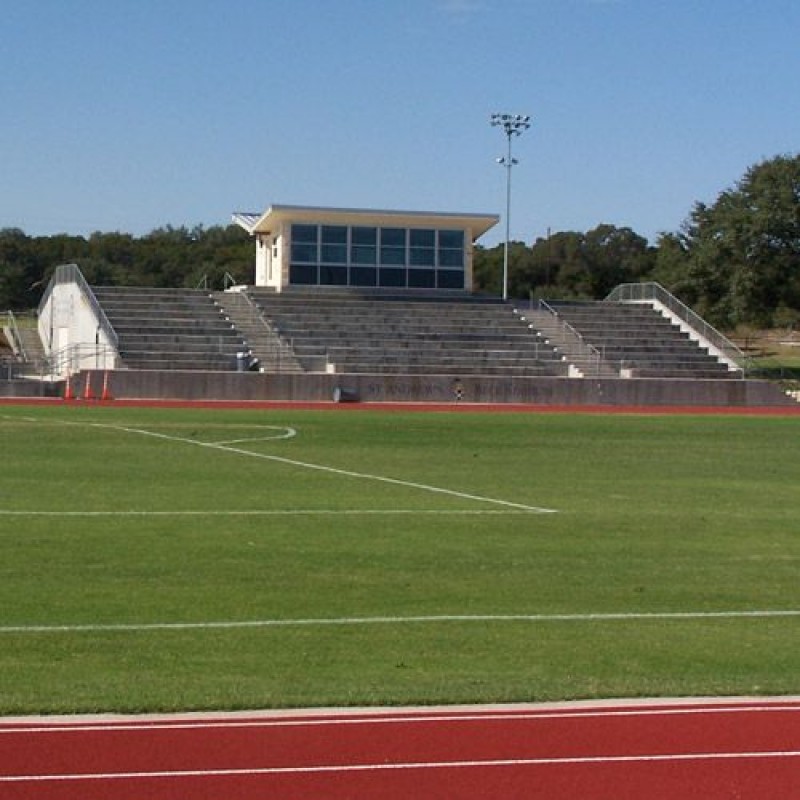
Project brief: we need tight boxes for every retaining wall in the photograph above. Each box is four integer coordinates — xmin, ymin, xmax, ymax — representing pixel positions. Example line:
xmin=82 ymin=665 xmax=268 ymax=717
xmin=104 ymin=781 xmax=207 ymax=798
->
xmin=0 ymin=379 xmax=61 ymax=398
xmin=69 ymin=370 xmax=795 ymax=408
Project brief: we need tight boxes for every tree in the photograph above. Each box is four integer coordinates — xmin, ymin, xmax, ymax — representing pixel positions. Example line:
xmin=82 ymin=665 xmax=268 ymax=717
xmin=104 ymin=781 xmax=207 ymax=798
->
xmin=580 ymin=224 xmax=654 ymax=297
xmin=531 ymin=230 xmax=588 ymax=298
xmin=0 ymin=229 xmax=39 ymax=308
xmin=478 ymin=225 xmax=655 ymax=301
xmin=669 ymin=154 xmax=800 ymax=328
xmin=472 ymin=244 xmax=504 ymax=295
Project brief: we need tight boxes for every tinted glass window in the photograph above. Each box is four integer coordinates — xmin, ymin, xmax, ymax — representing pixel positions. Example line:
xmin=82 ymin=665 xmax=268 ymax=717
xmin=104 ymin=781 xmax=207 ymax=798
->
xmin=438 ymin=248 xmax=464 ymax=268
xmin=292 ymin=224 xmax=318 ymax=243
xmin=380 ymin=246 xmax=406 ymax=265
xmin=437 ymin=228 xmax=464 ymax=270
xmin=408 ymin=269 xmax=435 ymax=288
xmin=437 ymin=269 xmax=463 ymax=289
xmin=410 ymin=229 xmax=435 ymax=247
xmin=291 ymin=243 xmax=318 ymax=263
xmin=290 ymin=263 xmax=318 ymax=284
xmin=379 ymin=268 xmax=406 ymax=287
xmin=287 ymin=222 xmax=467 ymax=290
xmin=351 ymin=266 xmax=377 ymax=286
xmin=321 ymin=244 xmax=347 ymax=263
xmin=320 ymin=265 xmax=348 ymax=285
xmin=380 ymin=228 xmax=406 ymax=247
xmin=438 ymin=229 xmax=463 ymax=249
xmin=410 ymin=246 xmax=435 ymax=266
xmin=351 ymin=245 xmax=377 ymax=264
xmin=351 ymin=227 xmax=377 ymax=244
xmin=321 ymin=225 xmax=347 ymax=244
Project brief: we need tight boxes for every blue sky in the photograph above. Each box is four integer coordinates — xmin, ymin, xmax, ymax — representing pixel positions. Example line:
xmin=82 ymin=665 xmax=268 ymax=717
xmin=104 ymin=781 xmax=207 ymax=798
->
xmin=2 ymin=0 xmax=798 ymax=246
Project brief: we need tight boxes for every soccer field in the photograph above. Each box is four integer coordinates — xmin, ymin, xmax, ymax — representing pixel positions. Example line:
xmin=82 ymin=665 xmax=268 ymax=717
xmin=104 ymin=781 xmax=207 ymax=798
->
xmin=0 ymin=404 xmax=798 ymax=714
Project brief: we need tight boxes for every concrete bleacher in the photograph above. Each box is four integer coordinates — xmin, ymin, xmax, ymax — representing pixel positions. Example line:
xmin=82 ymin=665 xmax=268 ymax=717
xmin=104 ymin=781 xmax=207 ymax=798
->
xmin=71 ymin=282 xmax=799 ymax=407
xmin=544 ymin=300 xmax=737 ymax=378
xmin=85 ymin=285 xmax=739 ymax=381
xmin=91 ymin=286 xmax=247 ymax=371
xmin=244 ymin=288 xmax=568 ymax=377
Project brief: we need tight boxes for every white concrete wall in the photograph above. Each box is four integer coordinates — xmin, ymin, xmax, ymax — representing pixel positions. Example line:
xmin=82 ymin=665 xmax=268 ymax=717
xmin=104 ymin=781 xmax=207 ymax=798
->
xmin=38 ymin=280 xmax=117 ymax=374
xmin=254 ymin=231 xmax=287 ymax=290
xmin=276 ymin=224 xmax=289 ymax=291
xmin=255 ymin=235 xmax=269 ymax=286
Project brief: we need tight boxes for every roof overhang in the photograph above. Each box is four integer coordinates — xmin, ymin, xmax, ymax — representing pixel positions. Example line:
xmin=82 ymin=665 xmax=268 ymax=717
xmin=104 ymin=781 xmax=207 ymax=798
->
xmin=233 ymin=205 xmax=499 ymax=241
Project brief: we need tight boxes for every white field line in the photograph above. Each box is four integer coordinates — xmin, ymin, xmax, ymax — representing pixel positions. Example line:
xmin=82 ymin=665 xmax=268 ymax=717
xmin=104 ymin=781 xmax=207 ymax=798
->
xmin=72 ymin=419 xmax=559 ymax=514
xmin=3 ymin=414 xmax=556 ymax=512
xmin=1 ymin=610 xmax=799 ymax=635
xmin=3 ymin=749 xmax=800 ymax=783
xmin=0 ymin=509 xmax=536 ymax=516
xmin=211 ymin=427 xmax=298 ymax=444
xmin=0 ymin=417 xmax=297 ymax=443
xmin=3 ymin=702 xmax=800 ymax=734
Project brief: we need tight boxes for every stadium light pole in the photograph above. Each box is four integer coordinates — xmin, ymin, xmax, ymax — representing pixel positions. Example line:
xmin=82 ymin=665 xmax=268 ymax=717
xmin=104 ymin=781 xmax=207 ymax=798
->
xmin=490 ymin=112 xmax=531 ymax=301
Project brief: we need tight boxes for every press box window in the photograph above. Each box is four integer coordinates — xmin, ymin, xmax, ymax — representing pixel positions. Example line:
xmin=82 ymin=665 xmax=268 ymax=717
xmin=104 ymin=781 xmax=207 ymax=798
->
xmin=437 ymin=229 xmax=464 ymax=268
xmin=380 ymin=228 xmax=406 ymax=266
xmin=409 ymin=229 xmax=435 ymax=266
xmin=351 ymin=227 xmax=377 ymax=265
xmin=321 ymin=226 xmax=348 ymax=263
xmin=291 ymin=224 xmax=318 ymax=263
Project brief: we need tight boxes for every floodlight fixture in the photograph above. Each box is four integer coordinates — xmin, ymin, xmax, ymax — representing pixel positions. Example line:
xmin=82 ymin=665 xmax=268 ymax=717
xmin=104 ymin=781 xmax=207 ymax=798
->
xmin=491 ymin=112 xmax=531 ymax=300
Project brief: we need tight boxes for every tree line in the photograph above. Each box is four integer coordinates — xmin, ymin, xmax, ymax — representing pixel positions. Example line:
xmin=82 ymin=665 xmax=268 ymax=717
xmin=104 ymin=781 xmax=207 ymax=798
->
xmin=0 ymin=224 xmax=254 ymax=312
xmin=2 ymin=154 xmax=798 ymax=331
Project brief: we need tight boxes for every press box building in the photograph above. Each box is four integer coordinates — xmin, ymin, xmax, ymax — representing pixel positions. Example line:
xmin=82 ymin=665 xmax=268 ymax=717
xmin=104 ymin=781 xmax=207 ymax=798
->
xmin=232 ymin=205 xmax=499 ymax=292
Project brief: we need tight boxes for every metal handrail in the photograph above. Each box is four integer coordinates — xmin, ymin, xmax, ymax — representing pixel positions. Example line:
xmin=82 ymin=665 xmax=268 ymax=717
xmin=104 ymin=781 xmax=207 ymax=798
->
xmin=607 ymin=282 xmax=749 ymax=373
xmin=46 ymin=343 xmax=117 ymax=377
xmin=538 ymin=299 xmax=607 ymax=375
xmin=5 ymin=310 xmax=27 ymax=362
xmin=235 ymin=291 xmax=306 ymax=372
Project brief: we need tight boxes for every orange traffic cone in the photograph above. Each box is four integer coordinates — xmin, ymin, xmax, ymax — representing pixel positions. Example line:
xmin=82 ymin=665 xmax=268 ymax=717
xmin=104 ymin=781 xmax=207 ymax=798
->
xmin=82 ymin=372 xmax=94 ymax=401
xmin=63 ymin=374 xmax=75 ymax=401
xmin=100 ymin=371 xmax=113 ymax=402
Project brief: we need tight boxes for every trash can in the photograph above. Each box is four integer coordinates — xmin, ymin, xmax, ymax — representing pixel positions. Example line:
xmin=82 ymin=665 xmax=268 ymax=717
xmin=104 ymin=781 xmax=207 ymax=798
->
xmin=236 ymin=352 xmax=248 ymax=372
xmin=333 ymin=386 xmax=359 ymax=403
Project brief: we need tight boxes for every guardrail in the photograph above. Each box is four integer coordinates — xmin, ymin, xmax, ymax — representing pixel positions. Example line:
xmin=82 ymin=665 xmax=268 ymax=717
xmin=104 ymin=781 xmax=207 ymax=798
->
xmin=606 ymin=282 xmax=750 ymax=374
xmin=4 ymin=310 xmax=27 ymax=361
xmin=46 ymin=343 xmax=118 ymax=377
xmin=235 ymin=291 xmax=307 ymax=372
xmin=537 ymin=300 xmax=608 ymax=376
xmin=0 ymin=356 xmax=23 ymax=380
xmin=196 ymin=272 xmax=241 ymax=291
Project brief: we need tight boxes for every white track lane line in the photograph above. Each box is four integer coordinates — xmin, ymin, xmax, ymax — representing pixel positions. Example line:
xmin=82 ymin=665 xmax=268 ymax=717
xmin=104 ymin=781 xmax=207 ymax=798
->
xmin=3 ymin=749 xmax=800 ymax=783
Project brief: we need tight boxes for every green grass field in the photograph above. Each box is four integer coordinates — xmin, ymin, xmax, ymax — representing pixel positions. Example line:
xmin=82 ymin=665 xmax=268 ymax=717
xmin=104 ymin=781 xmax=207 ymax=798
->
xmin=1 ymin=404 xmax=798 ymax=714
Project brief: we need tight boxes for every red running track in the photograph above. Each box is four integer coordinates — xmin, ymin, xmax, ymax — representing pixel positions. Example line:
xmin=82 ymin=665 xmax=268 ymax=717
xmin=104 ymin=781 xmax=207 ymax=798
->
xmin=2 ymin=699 xmax=799 ymax=799
xmin=3 ymin=397 xmax=800 ymax=415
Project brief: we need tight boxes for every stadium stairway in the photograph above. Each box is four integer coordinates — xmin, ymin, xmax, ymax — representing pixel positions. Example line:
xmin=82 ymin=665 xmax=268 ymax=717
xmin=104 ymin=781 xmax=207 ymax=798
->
xmin=211 ymin=290 xmax=304 ymax=373
xmin=533 ymin=300 xmax=740 ymax=379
